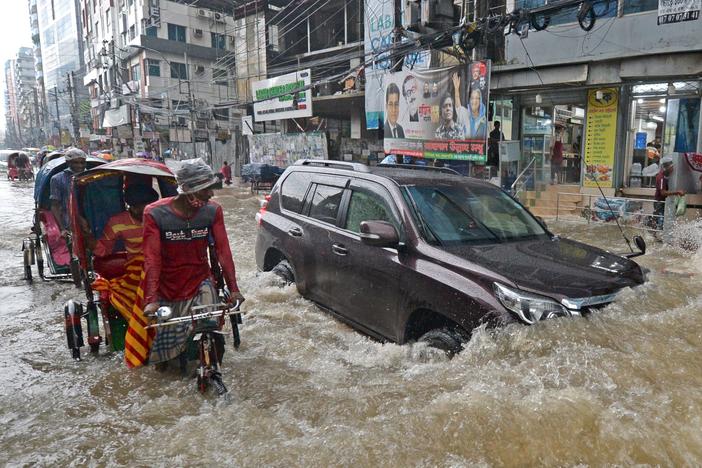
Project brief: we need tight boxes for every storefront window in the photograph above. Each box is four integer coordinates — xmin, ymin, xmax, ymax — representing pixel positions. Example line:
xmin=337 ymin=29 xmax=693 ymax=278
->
xmin=622 ymin=0 xmax=657 ymax=14
xmin=625 ymin=81 xmax=702 ymax=190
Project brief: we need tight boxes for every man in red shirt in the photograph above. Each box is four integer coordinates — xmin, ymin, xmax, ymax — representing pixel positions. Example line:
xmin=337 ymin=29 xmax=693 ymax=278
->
xmin=142 ymin=158 xmax=245 ymax=365
xmin=653 ymin=156 xmax=684 ymax=229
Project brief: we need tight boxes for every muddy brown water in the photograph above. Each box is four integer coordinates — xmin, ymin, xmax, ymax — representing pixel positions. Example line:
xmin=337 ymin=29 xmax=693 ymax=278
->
xmin=1 ymin=180 xmax=701 ymax=466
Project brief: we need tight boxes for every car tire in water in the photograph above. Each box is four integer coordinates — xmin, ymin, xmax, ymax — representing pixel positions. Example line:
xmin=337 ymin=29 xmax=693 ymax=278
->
xmin=418 ymin=327 xmax=466 ymax=357
xmin=271 ymin=259 xmax=295 ymax=284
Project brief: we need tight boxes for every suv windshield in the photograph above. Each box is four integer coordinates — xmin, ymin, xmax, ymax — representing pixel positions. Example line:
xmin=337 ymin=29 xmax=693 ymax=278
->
xmin=405 ymin=183 xmax=548 ymax=245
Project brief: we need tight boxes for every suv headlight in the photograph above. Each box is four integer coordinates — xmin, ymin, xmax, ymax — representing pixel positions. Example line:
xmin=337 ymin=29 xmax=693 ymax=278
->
xmin=494 ymin=283 xmax=570 ymax=325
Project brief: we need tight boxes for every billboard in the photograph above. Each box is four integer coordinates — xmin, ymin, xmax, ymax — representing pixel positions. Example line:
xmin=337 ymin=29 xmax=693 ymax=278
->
xmin=252 ymin=69 xmax=312 ymax=122
xmin=364 ymin=0 xmax=395 ymax=130
xmin=383 ymin=62 xmax=491 ymax=162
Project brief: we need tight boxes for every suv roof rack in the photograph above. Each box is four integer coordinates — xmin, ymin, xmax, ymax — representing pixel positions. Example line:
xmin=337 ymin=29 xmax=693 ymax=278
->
xmin=294 ymin=159 xmax=370 ymax=173
xmin=375 ymin=163 xmax=461 ymax=176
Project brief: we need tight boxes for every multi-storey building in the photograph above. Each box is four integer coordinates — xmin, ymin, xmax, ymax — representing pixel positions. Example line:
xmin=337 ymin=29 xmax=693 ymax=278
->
xmin=36 ymin=0 xmax=87 ymax=144
xmin=3 ymin=48 xmax=42 ymax=148
xmin=81 ymin=0 xmax=241 ymax=163
xmin=28 ymin=0 xmax=47 ymax=136
xmin=4 ymin=60 xmax=21 ymax=148
xmin=15 ymin=47 xmax=42 ymax=147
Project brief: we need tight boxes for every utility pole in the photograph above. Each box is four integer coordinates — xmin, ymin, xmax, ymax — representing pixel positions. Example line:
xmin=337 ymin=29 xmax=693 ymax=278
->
xmin=184 ymin=51 xmax=197 ymax=158
xmin=67 ymin=72 xmax=80 ymax=144
xmin=53 ymin=87 xmax=61 ymax=143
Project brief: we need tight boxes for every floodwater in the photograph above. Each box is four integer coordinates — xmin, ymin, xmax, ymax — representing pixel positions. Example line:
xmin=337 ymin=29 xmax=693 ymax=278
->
xmin=1 ymin=179 xmax=701 ymax=466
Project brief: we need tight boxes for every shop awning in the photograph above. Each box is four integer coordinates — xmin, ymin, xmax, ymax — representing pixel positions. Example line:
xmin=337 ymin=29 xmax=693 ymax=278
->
xmin=491 ymin=64 xmax=588 ymax=92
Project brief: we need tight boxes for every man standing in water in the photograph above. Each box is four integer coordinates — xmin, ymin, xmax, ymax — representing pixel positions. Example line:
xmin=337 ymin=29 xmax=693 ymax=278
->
xmin=653 ymin=156 xmax=685 ymax=229
xmin=142 ymin=158 xmax=245 ymax=367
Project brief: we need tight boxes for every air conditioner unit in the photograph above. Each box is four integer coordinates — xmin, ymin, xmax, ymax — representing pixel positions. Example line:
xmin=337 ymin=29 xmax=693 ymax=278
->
xmin=213 ymin=12 xmax=225 ymax=22
xmin=197 ymin=9 xmax=212 ymax=18
xmin=194 ymin=28 xmax=203 ymax=37
xmin=194 ymin=65 xmax=205 ymax=74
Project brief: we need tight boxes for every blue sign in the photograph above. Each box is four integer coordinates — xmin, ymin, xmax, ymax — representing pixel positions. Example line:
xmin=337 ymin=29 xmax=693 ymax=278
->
xmin=635 ymin=132 xmax=647 ymax=150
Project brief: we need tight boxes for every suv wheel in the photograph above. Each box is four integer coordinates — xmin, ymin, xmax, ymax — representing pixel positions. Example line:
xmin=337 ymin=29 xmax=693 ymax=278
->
xmin=418 ymin=327 xmax=466 ymax=356
xmin=271 ymin=259 xmax=295 ymax=284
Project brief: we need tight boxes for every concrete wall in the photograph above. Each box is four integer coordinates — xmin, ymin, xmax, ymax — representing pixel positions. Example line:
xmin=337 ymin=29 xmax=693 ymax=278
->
xmin=504 ymin=9 xmax=702 ymax=70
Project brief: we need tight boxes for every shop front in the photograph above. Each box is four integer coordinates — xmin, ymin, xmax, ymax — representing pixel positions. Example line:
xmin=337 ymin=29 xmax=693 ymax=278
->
xmin=514 ymin=89 xmax=588 ymax=189
xmin=623 ymin=80 xmax=701 ymax=194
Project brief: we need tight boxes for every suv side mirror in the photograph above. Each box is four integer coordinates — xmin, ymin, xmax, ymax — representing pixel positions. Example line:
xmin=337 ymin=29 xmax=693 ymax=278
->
xmin=359 ymin=220 xmax=399 ymax=247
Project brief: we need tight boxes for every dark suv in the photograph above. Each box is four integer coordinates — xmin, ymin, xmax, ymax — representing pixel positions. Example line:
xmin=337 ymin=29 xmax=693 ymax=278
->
xmin=255 ymin=160 xmax=646 ymax=352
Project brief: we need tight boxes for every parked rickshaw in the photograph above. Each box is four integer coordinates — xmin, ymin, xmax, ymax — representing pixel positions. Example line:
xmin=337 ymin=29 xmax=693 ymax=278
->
xmin=22 ymin=154 xmax=106 ymax=283
xmin=61 ymin=158 xmax=243 ymax=394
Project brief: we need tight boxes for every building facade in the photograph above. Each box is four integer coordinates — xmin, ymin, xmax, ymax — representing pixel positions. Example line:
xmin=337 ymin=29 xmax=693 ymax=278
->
xmin=36 ymin=0 xmax=87 ymax=145
xmin=81 ymin=0 xmax=241 ymax=164
xmin=492 ymin=0 xmax=702 ymax=200
xmin=3 ymin=48 xmax=42 ymax=148
xmin=28 ymin=0 xmax=48 ymax=137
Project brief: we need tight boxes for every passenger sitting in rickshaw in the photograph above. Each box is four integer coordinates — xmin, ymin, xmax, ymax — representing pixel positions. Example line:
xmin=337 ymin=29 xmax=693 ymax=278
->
xmin=50 ymin=148 xmax=87 ymax=235
xmin=81 ymin=184 xmax=159 ymax=353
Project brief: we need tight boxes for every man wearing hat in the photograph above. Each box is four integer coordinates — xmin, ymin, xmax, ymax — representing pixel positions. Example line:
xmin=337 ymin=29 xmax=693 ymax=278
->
xmin=50 ymin=147 xmax=87 ymax=234
xmin=141 ymin=158 xmax=245 ymax=367
xmin=654 ymin=156 xmax=685 ymax=228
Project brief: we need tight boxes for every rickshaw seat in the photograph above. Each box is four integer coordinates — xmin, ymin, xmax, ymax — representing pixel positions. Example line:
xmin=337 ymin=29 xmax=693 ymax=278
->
xmin=39 ymin=209 xmax=70 ymax=266
xmin=93 ymin=252 xmax=128 ymax=279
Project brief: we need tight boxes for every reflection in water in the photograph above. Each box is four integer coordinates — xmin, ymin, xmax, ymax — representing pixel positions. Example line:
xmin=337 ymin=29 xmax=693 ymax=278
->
xmin=1 ymin=181 xmax=701 ymax=465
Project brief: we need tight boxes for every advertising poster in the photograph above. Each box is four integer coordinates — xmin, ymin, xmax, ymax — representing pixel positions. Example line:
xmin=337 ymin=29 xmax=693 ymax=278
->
xmin=658 ymin=0 xmax=700 ymax=24
xmin=248 ymin=132 xmax=327 ymax=167
xmin=583 ymin=88 xmax=618 ymax=188
xmin=252 ymin=69 xmax=312 ymax=122
xmin=364 ymin=0 xmax=395 ymax=130
xmin=383 ymin=61 xmax=491 ymax=163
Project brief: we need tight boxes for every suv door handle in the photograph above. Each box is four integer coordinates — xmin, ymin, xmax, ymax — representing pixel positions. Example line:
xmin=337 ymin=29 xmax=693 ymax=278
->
xmin=332 ymin=243 xmax=348 ymax=256
xmin=287 ymin=227 xmax=303 ymax=237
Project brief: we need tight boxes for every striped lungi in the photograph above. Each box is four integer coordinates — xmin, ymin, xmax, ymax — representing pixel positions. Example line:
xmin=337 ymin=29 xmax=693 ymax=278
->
xmin=149 ymin=279 xmax=217 ymax=364
xmin=92 ymin=255 xmax=154 ymax=368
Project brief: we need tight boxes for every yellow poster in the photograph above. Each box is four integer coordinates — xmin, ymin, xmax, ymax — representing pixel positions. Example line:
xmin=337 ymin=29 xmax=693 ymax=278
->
xmin=583 ymin=88 xmax=618 ymax=188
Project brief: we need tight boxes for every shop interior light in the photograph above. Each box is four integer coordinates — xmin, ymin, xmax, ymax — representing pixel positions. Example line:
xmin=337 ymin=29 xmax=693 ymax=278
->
xmin=535 ymin=94 xmax=542 ymax=104
xmin=651 ymin=115 xmax=664 ymax=122
xmin=659 ymin=105 xmax=666 ymax=113
xmin=637 ymin=98 xmax=644 ymax=104
xmin=647 ymin=122 xmax=657 ymax=128
xmin=659 ymin=98 xmax=666 ymax=103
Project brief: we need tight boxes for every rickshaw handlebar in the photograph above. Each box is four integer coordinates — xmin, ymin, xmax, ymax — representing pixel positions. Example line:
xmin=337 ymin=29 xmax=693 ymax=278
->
xmin=145 ymin=300 xmax=242 ymax=329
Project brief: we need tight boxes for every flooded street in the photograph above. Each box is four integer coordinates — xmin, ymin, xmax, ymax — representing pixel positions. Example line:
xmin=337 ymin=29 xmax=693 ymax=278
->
xmin=1 ymin=180 xmax=701 ymax=466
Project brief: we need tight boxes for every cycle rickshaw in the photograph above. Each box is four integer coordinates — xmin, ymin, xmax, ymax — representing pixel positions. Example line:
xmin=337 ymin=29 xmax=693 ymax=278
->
xmin=61 ymin=158 xmax=242 ymax=395
xmin=23 ymin=154 xmax=106 ymax=283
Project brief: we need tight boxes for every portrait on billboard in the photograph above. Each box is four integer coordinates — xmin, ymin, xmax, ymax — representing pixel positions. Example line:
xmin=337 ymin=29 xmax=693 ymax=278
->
xmin=382 ymin=62 xmax=491 ymax=163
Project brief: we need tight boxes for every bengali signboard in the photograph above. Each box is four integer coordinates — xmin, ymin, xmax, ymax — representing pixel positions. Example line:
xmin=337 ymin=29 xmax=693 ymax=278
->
xmin=364 ymin=0 xmax=395 ymax=130
xmin=251 ymin=69 xmax=312 ymax=122
xmin=658 ymin=0 xmax=700 ymax=24
xmin=584 ymin=88 xmax=618 ymax=188
xmin=383 ymin=62 xmax=490 ymax=162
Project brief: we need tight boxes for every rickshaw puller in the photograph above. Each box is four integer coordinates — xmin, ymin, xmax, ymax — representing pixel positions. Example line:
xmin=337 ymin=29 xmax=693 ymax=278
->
xmin=142 ymin=158 xmax=245 ymax=366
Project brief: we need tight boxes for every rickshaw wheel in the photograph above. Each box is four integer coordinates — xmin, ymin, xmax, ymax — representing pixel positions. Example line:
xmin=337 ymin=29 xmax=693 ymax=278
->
xmin=210 ymin=372 xmax=228 ymax=396
xmin=197 ymin=374 xmax=208 ymax=393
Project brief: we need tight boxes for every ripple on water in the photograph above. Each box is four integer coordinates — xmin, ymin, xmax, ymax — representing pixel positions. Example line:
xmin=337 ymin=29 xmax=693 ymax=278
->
xmin=0 ymin=187 xmax=701 ymax=465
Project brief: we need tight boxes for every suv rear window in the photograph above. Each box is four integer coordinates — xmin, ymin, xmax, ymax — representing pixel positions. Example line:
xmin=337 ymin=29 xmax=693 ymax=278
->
xmin=280 ymin=172 xmax=312 ymax=213
xmin=308 ymin=184 xmax=344 ymax=224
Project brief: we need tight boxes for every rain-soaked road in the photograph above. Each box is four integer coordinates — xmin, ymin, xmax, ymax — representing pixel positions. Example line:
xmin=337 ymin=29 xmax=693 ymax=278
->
xmin=1 ymin=179 xmax=701 ymax=466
